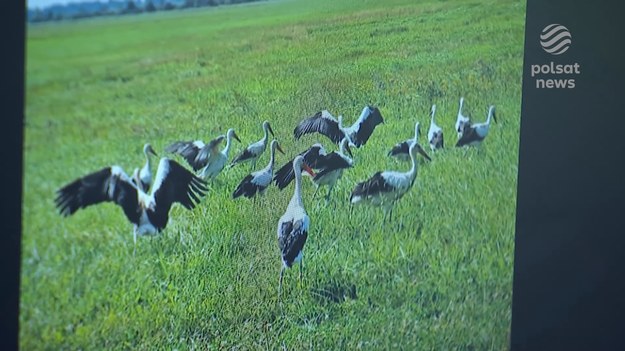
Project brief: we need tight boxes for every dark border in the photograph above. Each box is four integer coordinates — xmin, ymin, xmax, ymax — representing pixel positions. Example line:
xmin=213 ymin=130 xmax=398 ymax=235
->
xmin=511 ymin=0 xmax=625 ymax=350
xmin=0 ymin=0 xmax=25 ymax=350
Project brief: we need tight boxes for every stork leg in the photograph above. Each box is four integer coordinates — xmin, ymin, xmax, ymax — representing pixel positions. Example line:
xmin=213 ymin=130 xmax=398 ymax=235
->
xmin=312 ymin=185 xmax=320 ymax=199
xmin=278 ymin=266 xmax=285 ymax=299
xmin=133 ymin=228 xmax=138 ymax=256
xmin=299 ymin=258 xmax=304 ymax=286
xmin=325 ymin=184 xmax=334 ymax=203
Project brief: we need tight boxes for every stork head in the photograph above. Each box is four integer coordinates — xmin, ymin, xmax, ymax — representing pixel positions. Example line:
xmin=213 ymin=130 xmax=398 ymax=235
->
xmin=340 ymin=137 xmax=354 ymax=158
xmin=143 ymin=143 xmax=158 ymax=158
xmin=263 ymin=120 xmax=275 ymax=137
xmin=293 ymin=155 xmax=315 ymax=178
xmin=409 ymin=142 xmax=432 ymax=162
xmin=271 ymin=139 xmax=285 ymax=155
xmin=227 ymin=128 xmax=242 ymax=143
xmin=489 ymin=106 xmax=497 ymax=124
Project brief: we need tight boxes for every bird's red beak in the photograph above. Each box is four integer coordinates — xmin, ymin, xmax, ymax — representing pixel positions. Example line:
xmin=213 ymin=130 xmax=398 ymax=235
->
xmin=302 ymin=164 xmax=315 ymax=177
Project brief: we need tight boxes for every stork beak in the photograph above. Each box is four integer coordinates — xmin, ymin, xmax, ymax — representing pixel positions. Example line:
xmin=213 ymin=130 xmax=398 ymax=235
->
xmin=148 ymin=145 xmax=158 ymax=157
xmin=277 ymin=143 xmax=285 ymax=155
xmin=417 ymin=144 xmax=431 ymax=162
xmin=268 ymin=124 xmax=275 ymax=137
xmin=345 ymin=143 xmax=353 ymax=158
xmin=493 ymin=111 xmax=498 ymax=124
xmin=233 ymin=132 xmax=242 ymax=143
xmin=302 ymin=163 xmax=316 ymax=177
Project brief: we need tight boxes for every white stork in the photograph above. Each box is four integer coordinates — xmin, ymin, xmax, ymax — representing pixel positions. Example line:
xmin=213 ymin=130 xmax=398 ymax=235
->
xmin=55 ymin=158 xmax=207 ymax=254
xmin=388 ymin=122 xmax=432 ymax=163
xmin=277 ymin=155 xmax=316 ymax=297
xmin=456 ymin=105 xmax=497 ymax=147
xmin=131 ymin=143 xmax=158 ymax=192
xmin=350 ymin=141 xmax=429 ymax=222
xmin=455 ymin=97 xmax=471 ymax=139
xmin=198 ymin=128 xmax=241 ymax=181
xmin=293 ymin=105 xmax=384 ymax=148
xmin=231 ymin=120 xmax=275 ymax=170
xmin=310 ymin=137 xmax=355 ymax=201
xmin=165 ymin=131 xmax=239 ymax=172
xmin=232 ymin=140 xmax=285 ymax=199
xmin=273 ymin=143 xmax=327 ymax=190
xmin=427 ymin=104 xmax=444 ymax=151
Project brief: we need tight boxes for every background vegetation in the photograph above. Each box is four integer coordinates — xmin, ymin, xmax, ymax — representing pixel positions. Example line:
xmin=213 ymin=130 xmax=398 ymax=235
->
xmin=22 ymin=0 xmax=525 ymax=349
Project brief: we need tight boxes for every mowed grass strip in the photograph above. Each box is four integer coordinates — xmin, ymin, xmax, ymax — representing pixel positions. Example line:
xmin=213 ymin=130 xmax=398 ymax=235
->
xmin=22 ymin=0 xmax=525 ymax=349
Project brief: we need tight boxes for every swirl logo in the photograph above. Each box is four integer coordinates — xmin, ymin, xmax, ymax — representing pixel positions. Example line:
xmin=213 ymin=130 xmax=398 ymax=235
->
xmin=540 ymin=24 xmax=572 ymax=55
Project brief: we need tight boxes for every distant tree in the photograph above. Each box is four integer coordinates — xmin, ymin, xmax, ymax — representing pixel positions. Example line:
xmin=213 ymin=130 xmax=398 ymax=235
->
xmin=145 ymin=1 xmax=157 ymax=12
xmin=162 ymin=2 xmax=177 ymax=10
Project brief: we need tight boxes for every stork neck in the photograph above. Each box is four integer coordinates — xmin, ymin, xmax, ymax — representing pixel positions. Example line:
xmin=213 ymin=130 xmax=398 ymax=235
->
xmin=144 ymin=151 xmax=152 ymax=168
xmin=262 ymin=125 xmax=269 ymax=144
xmin=486 ymin=109 xmax=494 ymax=125
xmin=224 ymin=134 xmax=233 ymax=156
xmin=290 ymin=168 xmax=304 ymax=208
xmin=408 ymin=151 xmax=418 ymax=181
xmin=458 ymin=98 xmax=464 ymax=115
xmin=268 ymin=144 xmax=276 ymax=169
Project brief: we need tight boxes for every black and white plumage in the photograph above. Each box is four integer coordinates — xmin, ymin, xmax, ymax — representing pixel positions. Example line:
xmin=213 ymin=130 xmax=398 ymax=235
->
xmin=351 ymin=142 xmax=430 ymax=222
xmin=197 ymin=128 xmax=242 ymax=180
xmin=455 ymin=97 xmax=471 ymax=139
xmin=231 ymin=120 xmax=275 ymax=170
xmin=310 ymin=137 xmax=354 ymax=200
xmin=388 ymin=122 xmax=432 ymax=163
xmin=165 ymin=134 xmax=232 ymax=172
xmin=277 ymin=155 xmax=316 ymax=296
xmin=233 ymin=140 xmax=285 ymax=199
xmin=293 ymin=105 xmax=384 ymax=148
xmin=427 ymin=104 xmax=444 ymax=151
xmin=55 ymin=158 xmax=208 ymax=253
xmin=273 ymin=143 xmax=326 ymax=190
xmin=131 ymin=143 xmax=158 ymax=192
xmin=456 ymin=105 xmax=497 ymax=147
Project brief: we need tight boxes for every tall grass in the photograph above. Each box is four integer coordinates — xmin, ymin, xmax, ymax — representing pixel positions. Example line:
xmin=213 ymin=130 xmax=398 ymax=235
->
xmin=22 ymin=0 xmax=525 ymax=349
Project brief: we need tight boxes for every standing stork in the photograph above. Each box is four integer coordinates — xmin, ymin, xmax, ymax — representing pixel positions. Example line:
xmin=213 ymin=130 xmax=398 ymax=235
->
xmin=427 ymin=104 xmax=444 ymax=151
xmin=54 ymin=158 xmax=208 ymax=254
xmin=293 ymin=105 xmax=384 ymax=148
xmin=388 ymin=122 xmax=432 ymax=163
xmin=311 ymin=137 xmax=354 ymax=201
xmin=165 ymin=133 xmax=235 ymax=172
xmin=231 ymin=120 xmax=275 ymax=170
xmin=455 ymin=97 xmax=471 ymax=139
xmin=277 ymin=155 xmax=316 ymax=297
xmin=131 ymin=143 xmax=158 ymax=192
xmin=456 ymin=105 xmax=497 ymax=147
xmin=233 ymin=140 xmax=285 ymax=199
xmin=198 ymin=128 xmax=242 ymax=181
xmin=273 ymin=144 xmax=326 ymax=190
xmin=350 ymin=141 xmax=430 ymax=222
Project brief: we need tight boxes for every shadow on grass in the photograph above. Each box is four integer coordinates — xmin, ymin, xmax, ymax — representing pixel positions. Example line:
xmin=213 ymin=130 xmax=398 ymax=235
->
xmin=310 ymin=276 xmax=357 ymax=304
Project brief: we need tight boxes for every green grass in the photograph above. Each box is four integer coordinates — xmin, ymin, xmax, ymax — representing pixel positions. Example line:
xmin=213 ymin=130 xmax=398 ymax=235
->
xmin=22 ymin=0 xmax=525 ymax=349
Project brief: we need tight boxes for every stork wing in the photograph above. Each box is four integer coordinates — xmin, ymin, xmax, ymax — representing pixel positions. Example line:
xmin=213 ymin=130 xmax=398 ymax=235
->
xmin=387 ymin=141 xmax=410 ymax=157
xmin=273 ymin=144 xmax=325 ymax=190
xmin=350 ymin=106 xmax=384 ymax=147
xmin=150 ymin=158 xmax=208 ymax=218
xmin=55 ymin=166 xmax=141 ymax=224
xmin=165 ymin=140 xmax=207 ymax=171
xmin=313 ymin=152 xmax=352 ymax=181
xmin=278 ymin=217 xmax=309 ymax=268
xmin=196 ymin=136 xmax=224 ymax=169
xmin=293 ymin=110 xmax=343 ymax=144
xmin=350 ymin=171 xmax=393 ymax=199
xmin=455 ymin=124 xmax=480 ymax=147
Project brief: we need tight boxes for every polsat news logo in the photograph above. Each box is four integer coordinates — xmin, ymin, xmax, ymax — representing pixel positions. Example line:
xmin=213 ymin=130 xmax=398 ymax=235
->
xmin=531 ymin=24 xmax=581 ymax=89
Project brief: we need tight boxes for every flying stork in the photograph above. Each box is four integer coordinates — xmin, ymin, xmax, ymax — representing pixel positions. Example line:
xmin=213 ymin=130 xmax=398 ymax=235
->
xmin=456 ymin=105 xmax=497 ymax=147
xmin=131 ymin=143 xmax=158 ymax=192
xmin=273 ymin=143 xmax=326 ymax=190
xmin=293 ymin=105 xmax=384 ymax=148
xmin=388 ymin=122 xmax=432 ymax=163
xmin=427 ymin=104 xmax=444 ymax=151
xmin=350 ymin=141 xmax=430 ymax=222
xmin=233 ymin=140 xmax=285 ymax=199
xmin=197 ymin=128 xmax=242 ymax=181
xmin=455 ymin=97 xmax=471 ymax=139
xmin=231 ymin=120 xmax=275 ymax=170
xmin=165 ymin=132 xmax=238 ymax=172
xmin=55 ymin=158 xmax=208 ymax=254
xmin=277 ymin=155 xmax=316 ymax=297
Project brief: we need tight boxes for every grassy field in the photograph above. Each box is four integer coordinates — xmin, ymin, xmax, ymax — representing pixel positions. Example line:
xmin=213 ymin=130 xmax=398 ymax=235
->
xmin=22 ymin=0 xmax=525 ymax=349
